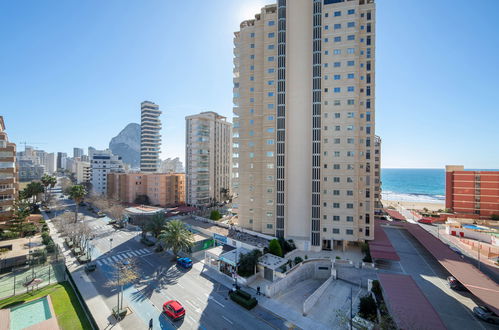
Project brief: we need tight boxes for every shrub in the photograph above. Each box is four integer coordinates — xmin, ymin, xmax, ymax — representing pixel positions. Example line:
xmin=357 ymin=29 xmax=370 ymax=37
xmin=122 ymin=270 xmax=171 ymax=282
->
xmin=363 ymin=254 xmax=372 ymax=263
xmin=278 ymin=237 xmax=296 ymax=255
xmin=358 ymin=294 xmax=377 ymax=321
xmin=304 ymin=255 xmax=308 ymax=260
xmin=236 ymin=289 xmax=251 ymax=300
xmin=1 ymin=231 xmax=19 ymax=240
xmin=335 ymin=256 xmax=341 ymax=260
xmin=360 ymin=242 xmax=370 ymax=254
xmin=229 ymin=291 xmax=258 ymax=310
xmin=268 ymin=239 xmax=283 ymax=257
xmin=155 ymin=245 xmax=164 ymax=252
xmin=371 ymin=280 xmax=382 ymax=297
xmin=237 ymin=249 xmax=262 ymax=277
xmin=491 ymin=214 xmax=499 ymax=221
xmin=294 ymin=256 xmax=303 ymax=264
xmin=46 ymin=241 xmax=56 ymax=253
xmin=209 ymin=210 xmax=222 ymax=220
xmin=140 ymin=238 xmax=155 ymax=247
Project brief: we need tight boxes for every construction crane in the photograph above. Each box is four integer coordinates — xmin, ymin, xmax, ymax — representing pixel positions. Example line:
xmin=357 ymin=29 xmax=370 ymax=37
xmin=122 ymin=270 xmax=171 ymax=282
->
xmin=18 ymin=141 xmax=47 ymax=151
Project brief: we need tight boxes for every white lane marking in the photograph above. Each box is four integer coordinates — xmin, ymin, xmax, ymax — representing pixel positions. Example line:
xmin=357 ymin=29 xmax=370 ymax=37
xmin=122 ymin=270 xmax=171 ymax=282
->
xmin=124 ymin=252 xmax=134 ymax=258
xmin=101 ymin=258 xmax=110 ymax=265
xmin=187 ymin=315 xmax=196 ymax=323
xmin=208 ymin=296 xmax=224 ymax=308
xmin=194 ymin=296 xmax=204 ymax=304
xmin=222 ymin=316 xmax=233 ymax=324
xmin=129 ymin=251 xmax=139 ymax=256
xmin=111 ymin=256 xmax=120 ymax=262
xmin=141 ymin=256 xmax=154 ymax=267
xmin=139 ymin=248 xmax=149 ymax=253
xmin=96 ymin=260 xmax=102 ymax=266
xmin=177 ymin=283 xmax=185 ymax=289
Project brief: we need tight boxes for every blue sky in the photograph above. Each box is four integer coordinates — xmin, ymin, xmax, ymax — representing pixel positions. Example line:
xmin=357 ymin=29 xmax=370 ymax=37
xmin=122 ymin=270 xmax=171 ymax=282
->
xmin=1 ymin=0 xmax=498 ymax=168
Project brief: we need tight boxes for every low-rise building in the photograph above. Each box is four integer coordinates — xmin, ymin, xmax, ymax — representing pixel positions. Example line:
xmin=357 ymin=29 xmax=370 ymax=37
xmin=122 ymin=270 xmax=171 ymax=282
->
xmin=107 ymin=172 xmax=185 ymax=207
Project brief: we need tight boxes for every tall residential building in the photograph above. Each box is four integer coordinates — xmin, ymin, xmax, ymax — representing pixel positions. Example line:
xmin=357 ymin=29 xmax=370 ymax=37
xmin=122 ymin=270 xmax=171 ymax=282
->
xmin=185 ymin=112 xmax=232 ymax=206
xmin=107 ymin=172 xmax=185 ymax=207
xmin=140 ymin=101 xmax=162 ymax=172
xmin=18 ymin=160 xmax=45 ymax=181
xmin=233 ymin=0 xmax=377 ymax=251
xmin=56 ymin=152 xmax=67 ymax=171
xmin=75 ymin=160 xmax=91 ymax=184
xmin=0 ymin=116 xmax=19 ymax=222
xmin=90 ymin=149 xmax=124 ymax=195
xmin=45 ymin=153 xmax=56 ymax=174
xmin=445 ymin=165 xmax=499 ymax=218
xmin=73 ymin=147 xmax=84 ymax=159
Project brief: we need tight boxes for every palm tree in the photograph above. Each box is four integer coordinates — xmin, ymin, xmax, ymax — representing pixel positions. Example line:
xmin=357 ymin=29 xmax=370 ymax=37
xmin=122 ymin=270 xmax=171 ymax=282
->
xmin=158 ymin=220 xmax=194 ymax=258
xmin=69 ymin=185 xmax=87 ymax=223
xmin=144 ymin=213 xmax=166 ymax=238
xmin=24 ymin=181 xmax=45 ymax=204
xmin=41 ymin=174 xmax=56 ymax=203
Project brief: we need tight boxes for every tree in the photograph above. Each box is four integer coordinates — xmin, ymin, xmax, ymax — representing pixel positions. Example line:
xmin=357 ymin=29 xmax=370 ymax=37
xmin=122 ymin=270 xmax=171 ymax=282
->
xmin=144 ymin=213 xmax=166 ymax=238
xmin=23 ymin=181 xmax=45 ymax=204
xmin=134 ymin=194 xmax=150 ymax=205
xmin=158 ymin=220 xmax=194 ymax=258
xmin=60 ymin=177 xmax=73 ymax=195
xmin=209 ymin=210 xmax=222 ymax=220
xmin=69 ymin=185 xmax=87 ymax=223
xmin=220 ymin=187 xmax=230 ymax=202
xmin=237 ymin=249 xmax=262 ymax=277
xmin=41 ymin=174 xmax=57 ymax=203
xmin=9 ymin=198 xmax=31 ymax=237
xmin=268 ymin=239 xmax=283 ymax=257
xmin=358 ymin=294 xmax=377 ymax=321
xmin=491 ymin=214 xmax=499 ymax=221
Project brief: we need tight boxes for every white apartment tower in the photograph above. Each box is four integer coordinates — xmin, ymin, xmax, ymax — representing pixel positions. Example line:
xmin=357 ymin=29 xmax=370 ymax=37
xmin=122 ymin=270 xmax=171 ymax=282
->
xmin=185 ymin=112 xmax=232 ymax=206
xmin=90 ymin=149 xmax=124 ymax=195
xmin=140 ymin=101 xmax=162 ymax=172
xmin=233 ymin=0 xmax=378 ymax=251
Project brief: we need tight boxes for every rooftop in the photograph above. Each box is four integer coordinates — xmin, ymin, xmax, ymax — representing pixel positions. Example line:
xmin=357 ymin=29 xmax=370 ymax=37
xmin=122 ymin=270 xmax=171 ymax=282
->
xmin=125 ymin=205 xmax=164 ymax=215
xmin=258 ymin=253 xmax=288 ymax=270
xmin=219 ymin=247 xmax=250 ymax=266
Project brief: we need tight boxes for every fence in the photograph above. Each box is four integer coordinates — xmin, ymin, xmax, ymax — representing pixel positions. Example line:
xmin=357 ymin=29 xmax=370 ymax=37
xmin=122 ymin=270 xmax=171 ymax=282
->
xmin=0 ymin=261 xmax=66 ymax=300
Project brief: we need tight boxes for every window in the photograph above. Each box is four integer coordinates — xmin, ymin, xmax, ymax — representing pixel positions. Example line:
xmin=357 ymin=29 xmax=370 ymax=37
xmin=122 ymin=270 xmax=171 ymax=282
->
xmin=249 ymin=130 xmax=255 ymax=136
xmin=250 ymin=54 xmax=255 ymax=59
xmin=347 ymin=203 xmax=354 ymax=209
xmin=250 ymin=32 xmax=255 ymax=37
xmin=266 ymin=223 xmax=273 ymax=228
xmin=346 ymin=229 xmax=353 ymax=235
xmin=333 ymin=203 xmax=340 ymax=208
xmin=347 ymin=48 xmax=355 ymax=54
xmin=266 ymin=151 xmax=274 ymax=157
xmin=268 ymin=92 xmax=274 ymax=97
xmin=347 ymin=86 xmax=355 ymax=92
xmin=268 ymin=44 xmax=275 ymax=50
xmin=348 ymin=9 xmax=355 ymax=15
xmin=250 ymin=65 xmax=254 ymax=70
xmin=334 ymin=138 xmax=340 ymax=144
xmin=249 ymin=152 xmax=254 ymax=158
xmin=334 ymin=11 xmax=341 ymax=17
xmin=268 ymin=20 xmax=275 ymax=26
xmin=334 ymin=87 xmax=341 ymax=93
xmin=267 ymin=164 xmax=274 ymax=169
xmin=333 ymin=190 xmax=340 ymax=195
xmin=347 ymin=216 xmax=353 ymax=222
xmin=268 ymin=103 xmax=274 ymax=109
xmin=334 ymin=36 xmax=341 ymax=42
xmin=347 ymin=138 xmax=354 ymax=143
xmin=334 ymin=151 xmax=340 ymax=157
xmin=250 ymin=97 xmax=254 ymax=102
xmin=268 ymin=68 xmax=275 ymax=73
xmin=268 ymin=56 xmax=275 ymax=62
xmin=268 ymin=80 xmax=274 ymax=85
xmin=347 ymin=190 xmax=353 ymax=196
xmin=334 ymin=62 xmax=341 ymax=67
xmin=333 ymin=228 xmax=340 ymax=234
xmin=347 ymin=61 xmax=355 ymax=66
xmin=334 ymin=100 xmax=341 ymax=106
xmin=250 ymin=44 xmax=255 ymax=48
xmin=347 ymin=35 xmax=355 ymax=41
xmin=334 ymin=113 xmax=341 ymax=118
xmin=347 ymin=99 xmax=354 ymax=105
xmin=347 ymin=126 xmax=354 ymax=132
xmin=324 ymin=63 xmax=328 ymax=68
xmin=268 ymin=32 xmax=275 ymax=38
xmin=347 ymin=112 xmax=354 ymax=118
xmin=333 ymin=164 xmax=340 ymax=169
xmin=333 ymin=177 xmax=340 ymax=183
xmin=334 ymin=23 xmax=341 ymax=30
xmin=324 ymin=38 xmax=328 ymax=43
xmin=268 ymin=115 xmax=274 ymax=120
xmin=250 ymin=76 xmax=254 ymax=81
xmin=347 ymin=22 xmax=355 ymax=28
xmin=267 ymin=139 xmax=274 ymax=144
xmin=333 ymin=49 xmax=341 ymax=55
xmin=333 ymin=216 xmax=340 ymax=221
xmin=249 ymin=119 xmax=254 ymax=125
xmin=347 ymin=73 xmax=354 ymax=79
xmin=334 ymin=74 xmax=341 ymax=80
xmin=325 ymin=25 xmax=329 ymax=30
xmin=250 ymin=87 xmax=254 ymax=92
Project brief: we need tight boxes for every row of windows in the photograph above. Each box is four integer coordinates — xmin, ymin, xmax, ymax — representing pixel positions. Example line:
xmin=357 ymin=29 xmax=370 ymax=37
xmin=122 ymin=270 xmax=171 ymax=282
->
xmin=325 ymin=22 xmax=356 ymax=30
xmin=324 ymin=9 xmax=356 ymax=17
xmin=325 ymin=60 xmax=356 ymax=68
xmin=325 ymin=190 xmax=354 ymax=196
xmin=324 ymin=35 xmax=356 ymax=42
xmin=323 ymin=149 xmax=372 ymax=157
xmin=327 ymin=48 xmax=356 ymax=55
xmin=324 ymin=99 xmax=371 ymax=108
xmin=326 ymin=215 xmax=355 ymax=221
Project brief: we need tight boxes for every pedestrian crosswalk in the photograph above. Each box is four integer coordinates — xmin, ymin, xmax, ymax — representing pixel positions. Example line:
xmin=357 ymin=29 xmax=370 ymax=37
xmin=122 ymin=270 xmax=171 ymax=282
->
xmin=95 ymin=248 xmax=152 ymax=266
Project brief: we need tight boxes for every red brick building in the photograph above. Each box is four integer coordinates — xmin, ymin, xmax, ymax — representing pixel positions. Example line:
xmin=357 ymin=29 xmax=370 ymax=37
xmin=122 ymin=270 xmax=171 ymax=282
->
xmin=445 ymin=165 xmax=499 ymax=218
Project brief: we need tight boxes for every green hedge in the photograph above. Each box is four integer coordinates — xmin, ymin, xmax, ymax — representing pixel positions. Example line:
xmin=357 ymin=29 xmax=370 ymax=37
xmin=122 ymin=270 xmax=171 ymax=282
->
xmin=229 ymin=291 xmax=258 ymax=310
xmin=236 ymin=289 xmax=251 ymax=300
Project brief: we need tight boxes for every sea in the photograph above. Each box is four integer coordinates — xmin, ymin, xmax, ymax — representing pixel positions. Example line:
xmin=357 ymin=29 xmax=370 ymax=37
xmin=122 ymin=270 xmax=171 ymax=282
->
xmin=381 ymin=168 xmax=445 ymax=204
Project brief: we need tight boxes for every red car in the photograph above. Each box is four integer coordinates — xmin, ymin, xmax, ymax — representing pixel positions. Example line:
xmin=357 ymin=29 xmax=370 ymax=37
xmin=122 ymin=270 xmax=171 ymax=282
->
xmin=163 ymin=300 xmax=185 ymax=320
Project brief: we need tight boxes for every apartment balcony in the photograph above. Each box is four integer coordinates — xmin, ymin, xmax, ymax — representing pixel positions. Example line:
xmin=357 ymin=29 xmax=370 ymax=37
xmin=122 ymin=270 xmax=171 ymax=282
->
xmin=0 ymin=188 xmax=15 ymax=195
xmin=0 ymin=156 xmax=15 ymax=162
xmin=0 ymin=199 xmax=14 ymax=206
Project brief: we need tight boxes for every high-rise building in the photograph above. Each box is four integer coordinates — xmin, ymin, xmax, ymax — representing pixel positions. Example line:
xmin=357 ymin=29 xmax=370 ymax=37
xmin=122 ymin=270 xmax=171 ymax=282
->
xmin=90 ymin=149 xmax=124 ymax=195
xmin=107 ymin=172 xmax=185 ymax=207
xmin=140 ymin=101 xmax=162 ymax=172
xmin=45 ymin=153 xmax=56 ymax=174
xmin=233 ymin=0 xmax=377 ymax=251
xmin=0 ymin=116 xmax=19 ymax=222
xmin=75 ymin=160 xmax=91 ymax=184
xmin=73 ymin=147 xmax=84 ymax=159
xmin=445 ymin=165 xmax=499 ymax=218
xmin=56 ymin=152 xmax=67 ymax=171
xmin=185 ymin=112 xmax=232 ymax=206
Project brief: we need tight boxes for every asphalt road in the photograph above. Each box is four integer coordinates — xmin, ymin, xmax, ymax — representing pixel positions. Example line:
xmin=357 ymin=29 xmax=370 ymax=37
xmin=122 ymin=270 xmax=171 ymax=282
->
xmin=50 ymin=185 xmax=276 ymax=330
xmin=384 ymin=227 xmax=497 ymax=330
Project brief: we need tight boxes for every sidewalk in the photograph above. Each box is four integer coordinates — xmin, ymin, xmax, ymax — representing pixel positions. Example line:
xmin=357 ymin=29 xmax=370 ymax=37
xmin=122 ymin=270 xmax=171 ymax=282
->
xmin=194 ymin=261 xmax=330 ymax=330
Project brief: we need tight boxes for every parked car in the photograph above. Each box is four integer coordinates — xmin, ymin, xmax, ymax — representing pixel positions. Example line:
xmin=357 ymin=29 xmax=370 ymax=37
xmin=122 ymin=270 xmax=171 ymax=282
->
xmin=447 ymin=276 xmax=466 ymax=291
xmin=97 ymin=212 xmax=106 ymax=218
xmin=85 ymin=263 xmax=97 ymax=272
xmin=176 ymin=257 xmax=193 ymax=269
xmin=473 ymin=306 xmax=499 ymax=324
xmin=163 ymin=300 xmax=185 ymax=320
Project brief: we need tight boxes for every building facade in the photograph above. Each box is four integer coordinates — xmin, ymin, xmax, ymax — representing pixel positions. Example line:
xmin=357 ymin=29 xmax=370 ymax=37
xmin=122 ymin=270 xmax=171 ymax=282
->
xmin=56 ymin=152 xmax=67 ymax=171
xmin=445 ymin=165 xmax=499 ymax=218
xmin=185 ymin=112 xmax=232 ymax=206
xmin=233 ymin=0 xmax=377 ymax=251
xmin=75 ymin=160 xmax=91 ymax=184
xmin=140 ymin=101 xmax=162 ymax=172
xmin=0 ymin=116 xmax=18 ymax=222
xmin=107 ymin=172 xmax=185 ymax=207
xmin=90 ymin=149 xmax=124 ymax=195
xmin=73 ymin=147 xmax=84 ymax=159
xmin=18 ymin=159 xmax=45 ymax=181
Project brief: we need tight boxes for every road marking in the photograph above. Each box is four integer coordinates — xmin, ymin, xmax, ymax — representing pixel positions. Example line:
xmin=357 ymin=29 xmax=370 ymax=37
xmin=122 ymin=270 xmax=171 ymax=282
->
xmin=222 ymin=316 xmax=233 ymax=324
xmin=177 ymin=283 xmax=185 ymax=289
xmin=139 ymin=248 xmax=149 ymax=253
xmin=141 ymin=256 xmax=154 ymax=267
xmin=124 ymin=252 xmax=134 ymax=258
xmin=141 ymin=252 xmax=154 ymax=257
xmin=111 ymin=256 xmax=120 ymax=262
xmin=208 ymin=296 xmax=224 ymax=308
xmin=129 ymin=251 xmax=139 ymax=256
xmin=187 ymin=315 xmax=196 ymax=323
xmin=96 ymin=260 xmax=102 ymax=266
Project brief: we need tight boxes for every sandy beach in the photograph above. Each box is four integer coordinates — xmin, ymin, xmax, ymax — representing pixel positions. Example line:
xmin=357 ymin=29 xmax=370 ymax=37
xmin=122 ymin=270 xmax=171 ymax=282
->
xmin=382 ymin=200 xmax=445 ymax=212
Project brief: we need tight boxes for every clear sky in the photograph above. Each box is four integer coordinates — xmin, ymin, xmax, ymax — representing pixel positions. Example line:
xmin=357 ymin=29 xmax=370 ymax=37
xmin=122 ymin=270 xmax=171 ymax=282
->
xmin=1 ymin=0 xmax=498 ymax=168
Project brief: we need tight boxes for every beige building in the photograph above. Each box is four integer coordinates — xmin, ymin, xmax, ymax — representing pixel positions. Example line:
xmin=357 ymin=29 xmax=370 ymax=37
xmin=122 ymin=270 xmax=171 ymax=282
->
xmin=185 ymin=112 xmax=232 ymax=206
xmin=75 ymin=160 xmax=91 ymax=184
xmin=0 ymin=116 xmax=18 ymax=223
xmin=140 ymin=101 xmax=162 ymax=172
xmin=107 ymin=172 xmax=185 ymax=207
xmin=233 ymin=0 xmax=378 ymax=251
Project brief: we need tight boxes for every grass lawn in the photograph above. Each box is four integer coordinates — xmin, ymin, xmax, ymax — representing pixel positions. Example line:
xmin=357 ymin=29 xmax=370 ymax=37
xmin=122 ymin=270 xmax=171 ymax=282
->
xmin=0 ymin=282 xmax=92 ymax=330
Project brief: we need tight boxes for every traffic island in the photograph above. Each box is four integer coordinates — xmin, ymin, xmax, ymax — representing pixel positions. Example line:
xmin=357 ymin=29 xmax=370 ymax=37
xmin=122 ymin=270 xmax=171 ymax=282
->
xmin=229 ymin=289 xmax=258 ymax=310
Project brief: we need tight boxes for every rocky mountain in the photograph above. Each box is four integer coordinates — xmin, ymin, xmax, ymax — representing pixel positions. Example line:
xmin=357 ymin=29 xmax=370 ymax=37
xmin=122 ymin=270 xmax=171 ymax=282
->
xmin=109 ymin=123 xmax=141 ymax=168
